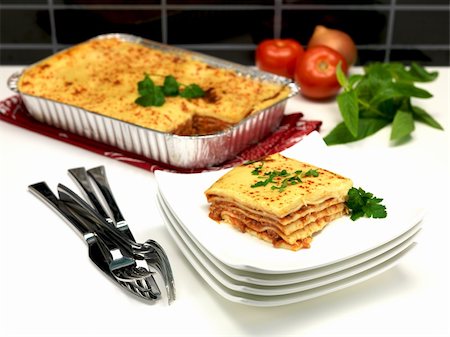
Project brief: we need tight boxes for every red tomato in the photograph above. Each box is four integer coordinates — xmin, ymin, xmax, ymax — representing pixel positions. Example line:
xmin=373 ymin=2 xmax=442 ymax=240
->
xmin=295 ymin=45 xmax=348 ymax=100
xmin=256 ymin=39 xmax=304 ymax=79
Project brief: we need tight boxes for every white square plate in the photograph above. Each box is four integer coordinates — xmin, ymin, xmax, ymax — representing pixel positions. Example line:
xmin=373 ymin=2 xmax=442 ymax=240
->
xmin=157 ymin=193 xmax=418 ymax=306
xmin=155 ymin=132 xmax=425 ymax=273
xmin=157 ymin=191 xmax=420 ymax=296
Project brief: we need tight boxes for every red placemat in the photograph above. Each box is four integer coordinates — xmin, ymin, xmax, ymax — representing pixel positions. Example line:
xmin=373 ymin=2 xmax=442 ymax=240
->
xmin=0 ymin=95 xmax=322 ymax=173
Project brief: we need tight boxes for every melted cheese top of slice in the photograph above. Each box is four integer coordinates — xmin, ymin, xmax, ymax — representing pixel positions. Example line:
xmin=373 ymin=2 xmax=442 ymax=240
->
xmin=205 ymin=153 xmax=353 ymax=218
xmin=18 ymin=37 xmax=290 ymax=133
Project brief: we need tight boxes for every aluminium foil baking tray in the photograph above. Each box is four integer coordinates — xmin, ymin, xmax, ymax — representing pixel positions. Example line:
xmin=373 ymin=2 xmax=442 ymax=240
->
xmin=8 ymin=33 xmax=298 ymax=169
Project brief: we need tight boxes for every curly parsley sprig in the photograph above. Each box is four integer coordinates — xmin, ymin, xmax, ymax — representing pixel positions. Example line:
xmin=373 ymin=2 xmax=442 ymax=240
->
xmin=346 ymin=187 xmax=387 ymax=221
xmin=135 ymin=73 xmax=205 ymax=107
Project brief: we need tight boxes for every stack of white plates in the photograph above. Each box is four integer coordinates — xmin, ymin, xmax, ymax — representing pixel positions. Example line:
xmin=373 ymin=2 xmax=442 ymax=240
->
xmin=154 ymin=132 xmax=425 ymax=307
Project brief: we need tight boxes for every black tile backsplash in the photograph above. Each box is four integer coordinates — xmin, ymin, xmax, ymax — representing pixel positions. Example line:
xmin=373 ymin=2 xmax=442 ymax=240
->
xmin=1 ymin=0 xmax=47 ymax=4
xmin=54 ymin=10 xmax=162 ymax=44
xmin=0 ymin=1 xmax=449 ymax=66
xmin=0 ymin=10 xmax=51 ymax=44
xmin=396 ymin=0 xmax=449 ymax=4
xmin=53 ymin=0 xmax=161 ymax=4
xmin=167 ymin=0 xmax=275 ymax=4
xmin=193 ymin=49 xmax=256 ymax=65
xmin=281 ymin=10 xmax=388 ymax=45
xmin=393 ymin=11 xmax=449 ymax=45
xmin=167 ymin=10 xmax=273 ymax=44
xmin=355 ymin=49 xmax=387 ymax=65
xmin=0 ymin=48 xmax=53 ymax=65
xmin=283 ymin=0 xmax=390 ymax=4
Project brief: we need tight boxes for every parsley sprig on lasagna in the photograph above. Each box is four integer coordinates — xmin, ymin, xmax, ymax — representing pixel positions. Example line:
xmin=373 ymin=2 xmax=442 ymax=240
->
xmin=135 ymin=73 xmax=205 ymax=107
xmin=346 ymin=187 xmax=387 ymax=221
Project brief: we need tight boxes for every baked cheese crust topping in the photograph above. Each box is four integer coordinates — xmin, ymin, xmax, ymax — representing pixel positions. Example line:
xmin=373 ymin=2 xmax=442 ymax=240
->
xmin=205 ymin=153 xmax=353 ymax=250
xmin=18 ymin=37 xmax=290 ymax=135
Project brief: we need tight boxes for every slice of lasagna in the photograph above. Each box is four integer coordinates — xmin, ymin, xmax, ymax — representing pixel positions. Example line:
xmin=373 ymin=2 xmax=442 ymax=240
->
xmin=205 ymin=153 xmax=353 ymax=251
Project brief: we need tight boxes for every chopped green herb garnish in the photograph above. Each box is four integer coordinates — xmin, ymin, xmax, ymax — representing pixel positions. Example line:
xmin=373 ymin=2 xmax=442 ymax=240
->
xmin=135 ymin=73 xmax=204 ymax=107
xmin=346 ymin=187 xmax=387 ymax=221
xmin=251 ymin=170 xmax=278 ymax=188
xmin=250 ymin=161 xmax=264 ymax=175
xmin=271 ymin=174 xmax=303 ymax=192
xmin=249 ymin=162 xmax=319 ymax=192
xmin=304 ymin=169 xmax=319 ymax=177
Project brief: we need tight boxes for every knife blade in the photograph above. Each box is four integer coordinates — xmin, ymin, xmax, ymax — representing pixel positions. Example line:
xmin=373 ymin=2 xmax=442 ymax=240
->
xmin=28 ymin=182 xmax=114 ymax=277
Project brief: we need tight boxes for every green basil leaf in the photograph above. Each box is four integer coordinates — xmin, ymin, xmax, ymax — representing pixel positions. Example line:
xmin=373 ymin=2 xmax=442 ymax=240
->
xmin=355 ymin=75 xmax=383 ymax=102
xmin=393 ymin=82 xmax=433 ymax=98
xmin=376 ymin=98 xmax=402 ymax=118
xmin=348 ymin=74 xmax=363 ymax=88
xmin=409 ymin=62 xmax=439 ymax=82
xmin=390 ymin=110 xmax=415 ymax=140
xmin=359 ymin=108 xmax=383 ymax=119
xmin=370 ymin=82 xmax=432 ymax=106
xmin=364 ymin=63 xmax=392 ymax=81
xmin=337 ymin=90 xmax=359 ymax=137
xmin=386 ymin=62 xmax=438 ymax=83
xmin=180 ymin=84 xmax=205 ymax=98
xmin=324 ymin=118 xmax=390 ymax=145
xmin=387 ymin=63 xmax=418 ymax=81
xmin=336 ymin=62 xmax=349 ymax=89
xmin=411 ymin=105 xmax=444 ymax=130
xmin=368 ymin=82 xmax=399 ymax=106
xmin=355 ymin=118 xmax=391 ymax=140
xmin=162 ymin=75 xmax=179 ymax=96
xmin=330 ymin=61 xmax=439 ymax=145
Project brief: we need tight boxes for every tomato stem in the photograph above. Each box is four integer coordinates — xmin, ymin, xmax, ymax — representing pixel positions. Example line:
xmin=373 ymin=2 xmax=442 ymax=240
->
xmin=318 ymin=61 xmax=329 ymax=72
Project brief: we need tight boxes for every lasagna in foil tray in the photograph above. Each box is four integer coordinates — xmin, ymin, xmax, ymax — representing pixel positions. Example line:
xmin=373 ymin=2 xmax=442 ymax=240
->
xmin=13 ymin=34 xmax=297 ymax=168
xmin=205 ymin=153 xmax=353 ymax=251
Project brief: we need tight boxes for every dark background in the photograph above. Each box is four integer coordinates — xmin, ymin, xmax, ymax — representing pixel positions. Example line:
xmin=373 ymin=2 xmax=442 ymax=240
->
xmin=0 ymin=0 xmax=449 ymax=66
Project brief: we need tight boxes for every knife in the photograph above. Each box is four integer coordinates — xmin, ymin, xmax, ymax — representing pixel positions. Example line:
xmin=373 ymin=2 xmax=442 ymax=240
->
xmin=28 ymin=182 xmax=115 ymax=277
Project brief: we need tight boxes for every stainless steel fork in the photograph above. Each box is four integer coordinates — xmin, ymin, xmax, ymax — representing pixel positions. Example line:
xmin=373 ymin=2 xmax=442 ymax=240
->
xmin=87 ymin=166 xmax=175 ymax=303
xmin=68 ymin=166 xmax=176 ymax=304
xmin=29 ymin=182 xmax=161 ymax=302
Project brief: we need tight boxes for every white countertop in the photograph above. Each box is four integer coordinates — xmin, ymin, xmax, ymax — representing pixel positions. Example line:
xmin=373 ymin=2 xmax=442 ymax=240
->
xmin=0 ymin=65 xmax=449 ymax=337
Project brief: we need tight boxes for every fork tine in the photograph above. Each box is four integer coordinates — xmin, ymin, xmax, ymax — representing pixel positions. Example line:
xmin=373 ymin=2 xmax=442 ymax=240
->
xmin=136 ymin=279 xmax=157 ymax=300
xmin=114 ymin=270 xmax=161 ymax=301
xmin=122 ymin=279 xmax=160 ymax=300
xmin=141 ymin=277 xmax=160 ymax=299
xmin=143 ymin=241 xmax=176 ymax=302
